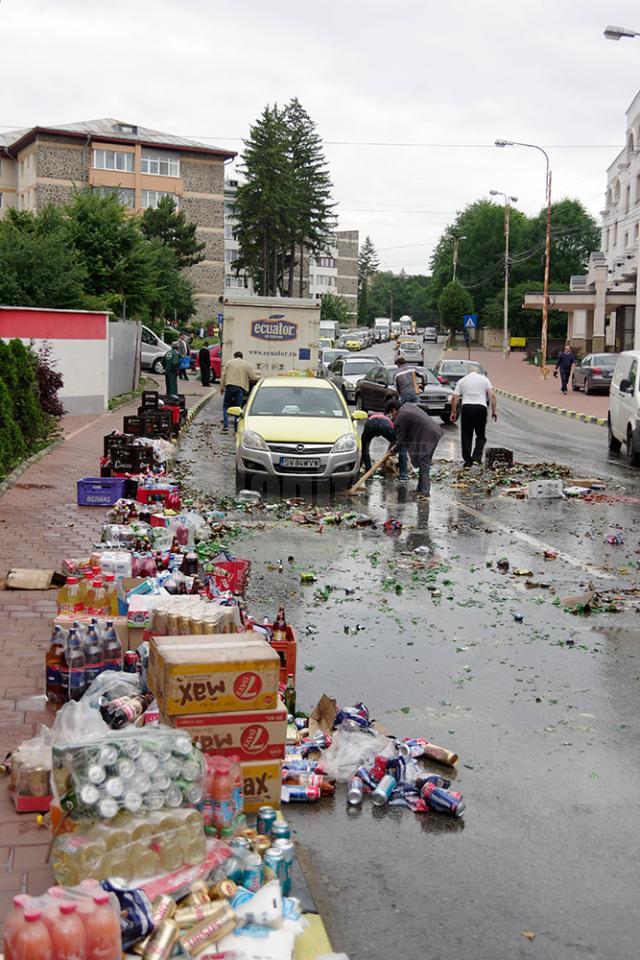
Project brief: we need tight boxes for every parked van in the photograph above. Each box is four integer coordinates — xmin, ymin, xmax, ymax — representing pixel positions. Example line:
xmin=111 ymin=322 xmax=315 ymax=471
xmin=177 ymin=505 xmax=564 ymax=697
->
xmin=608 ymin=349 xmax=640 ymax=465
xmin=140 ymin=325 xmax=172 ymax=373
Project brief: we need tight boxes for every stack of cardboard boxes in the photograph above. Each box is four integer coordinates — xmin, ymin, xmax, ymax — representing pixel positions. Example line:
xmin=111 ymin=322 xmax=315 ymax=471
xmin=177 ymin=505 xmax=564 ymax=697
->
xmin=149 ymin=633 xmax=287 ymax=812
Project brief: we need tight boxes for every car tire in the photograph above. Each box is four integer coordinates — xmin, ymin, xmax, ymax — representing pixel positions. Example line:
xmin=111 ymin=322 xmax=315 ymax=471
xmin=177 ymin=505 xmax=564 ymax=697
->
xmin=584 ymin=380 xmax=592 ymax=395
xmin=608 ymin=420 xmax=622 ymax=453
xmin=235 ymin=467 xmax=248 ymax=491
xmin=355 ymin=394 xmax=366 ymax=412
xmin=627 ymin=428 xmax=640 ymax=467
xmin=152 ymin=357 xmax=164 ymax=374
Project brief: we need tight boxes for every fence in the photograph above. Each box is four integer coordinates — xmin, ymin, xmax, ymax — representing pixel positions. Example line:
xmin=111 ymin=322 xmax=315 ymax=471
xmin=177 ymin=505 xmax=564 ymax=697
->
xmin=108 ymin=320 xmax=141 ymax=401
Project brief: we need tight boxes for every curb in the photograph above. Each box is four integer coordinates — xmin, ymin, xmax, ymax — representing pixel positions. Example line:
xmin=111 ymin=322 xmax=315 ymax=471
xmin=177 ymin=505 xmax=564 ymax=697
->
xmin=495 ymin=388 xmax=607 ymax=426
xmin=179 ymin=389 xmax=216 ymax=434
xmin=0 ymin=435 xmax=65 ymax=501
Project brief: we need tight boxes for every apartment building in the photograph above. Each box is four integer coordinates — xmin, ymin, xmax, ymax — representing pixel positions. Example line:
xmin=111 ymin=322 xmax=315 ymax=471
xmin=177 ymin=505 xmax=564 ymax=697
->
xmin=224 ymin=178 xmax=358 ymax=319
xmin=0 ymin=119 xmax=235 ymax=321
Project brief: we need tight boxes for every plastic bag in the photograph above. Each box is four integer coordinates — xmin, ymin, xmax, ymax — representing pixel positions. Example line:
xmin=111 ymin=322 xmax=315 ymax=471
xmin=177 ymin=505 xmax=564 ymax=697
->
xmin=168 ymin=511 xmax=208 ymax=548
xmin=52 ymin=697 xmax=111 ymax=745
xmin=321 ymin=730 xmax=395 ymax=782
xmin=10 ymin=728 xmax=56 ymax=810
xmin=81 ymin=669 xmax=140 ymax=711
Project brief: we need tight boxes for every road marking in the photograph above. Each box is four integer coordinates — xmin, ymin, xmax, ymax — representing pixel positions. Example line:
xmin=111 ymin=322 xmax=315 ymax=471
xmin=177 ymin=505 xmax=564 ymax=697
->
xmin=454 ymin=500 xmax=615 ymax=580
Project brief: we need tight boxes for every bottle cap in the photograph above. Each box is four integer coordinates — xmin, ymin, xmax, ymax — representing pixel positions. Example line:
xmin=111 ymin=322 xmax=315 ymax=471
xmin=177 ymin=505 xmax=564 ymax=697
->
xmin=59 ymin=903 xmax=76 ymax=915
xmin=67 ymin=577 xmax=78 ymax=584
xmin=93 ymin=893 xmax=110 ymax=906
xmin=24 ymin=908 xmax=42 ymax=922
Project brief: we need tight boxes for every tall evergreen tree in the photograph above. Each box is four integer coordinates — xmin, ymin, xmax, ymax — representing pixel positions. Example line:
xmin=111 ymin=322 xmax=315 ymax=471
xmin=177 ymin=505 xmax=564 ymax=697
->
xmin=358 ymin=235 xmax=380 ymax=324
xmin=141 ymin=195 xmax=205 ymax=269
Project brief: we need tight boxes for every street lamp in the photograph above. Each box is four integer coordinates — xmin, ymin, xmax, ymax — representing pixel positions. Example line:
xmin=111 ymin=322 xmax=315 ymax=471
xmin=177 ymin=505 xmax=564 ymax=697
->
xmin=604 ymin=24 xmax=640 ymax=40
xmin=495 ymin=138 xmax=552 ymax=378
xmin=490 ymin=190 xmax=518 ymax=359
xmin=452 ymin=234 xmax=466 ymax=282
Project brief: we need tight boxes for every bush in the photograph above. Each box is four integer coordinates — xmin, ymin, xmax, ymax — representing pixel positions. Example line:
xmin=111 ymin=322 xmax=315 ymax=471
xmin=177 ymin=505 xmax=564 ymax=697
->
xmin=0 ymin=376 xmax=26 ymax=476
xmin=7 ymin=339 xmax=46 ymax=444
xmin=34 ymin=342 xmax=65 ymax=418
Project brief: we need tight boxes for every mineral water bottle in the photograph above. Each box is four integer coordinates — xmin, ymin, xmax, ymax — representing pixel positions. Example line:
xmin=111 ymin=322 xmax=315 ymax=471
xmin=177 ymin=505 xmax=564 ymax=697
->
xmin=45 ymin=625 xmax=66 ymax=704
xmin=60 ymin=629 xmax=86 ymax=702
xmin=101 ymin=621 xmax=122 ymax=671
xmin=10 ymin=907 xmax=54 ymax=960
xmin=83 ymin=623 xmax=104 ymax=688
xmin=228 ymin=754 xmax=245 ymax=832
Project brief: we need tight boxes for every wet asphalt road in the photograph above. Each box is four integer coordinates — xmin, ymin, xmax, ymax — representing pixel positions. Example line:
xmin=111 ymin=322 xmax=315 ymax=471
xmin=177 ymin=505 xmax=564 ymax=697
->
xmin=177 ymin=344 xmax=640 ymax=960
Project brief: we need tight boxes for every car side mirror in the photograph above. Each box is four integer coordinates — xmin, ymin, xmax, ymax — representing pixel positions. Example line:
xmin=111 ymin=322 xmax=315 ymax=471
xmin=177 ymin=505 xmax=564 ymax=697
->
xmin=227 ymin=406 xmax=243 ymax=417
xmin=352 ymin=410 xmax=368 ymax=421
xmin=619 ymin=378 xmax=632 ymax=393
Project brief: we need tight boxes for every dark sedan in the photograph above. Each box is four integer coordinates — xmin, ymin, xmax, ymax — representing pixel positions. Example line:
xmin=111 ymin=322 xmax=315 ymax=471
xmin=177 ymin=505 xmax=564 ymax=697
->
xmin=432 ymin=359 xmax=485 ymax=387
xmin=354 ymin=364 xmax=454 ymax=422
xmin=571 ymin=353 xmax=619 ymax=395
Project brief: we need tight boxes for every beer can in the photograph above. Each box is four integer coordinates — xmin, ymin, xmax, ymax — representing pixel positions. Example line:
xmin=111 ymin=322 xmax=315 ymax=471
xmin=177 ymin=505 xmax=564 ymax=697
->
xmin=262 ymin=846 xmax=284 ymax=885
xmin=229 ymin=836 xmax=250 ymax=850
xmin=143 ymin=918 xmax=179 ymax=960
xmin=273 ymin=838 xmax=293 ymax=896
xmin=209 ymin=878 xmax=237 ymax=901
xmin=79 ymin=784 xmax=100 ymax=806
xmin=150 ymin=895 xmax=176 ymax=925
xmin=123 ymin=789 xmax=143 ymax=813
xmin=253 ymin=836 xmax=272 ymax=857
xmin=180 ymin=904 xmax=238 ymax=954
xmin=87 ymin=764 xmax=107 ymax=785
xmin=256 ymin=805 xmax=277 ymax=836
xmin=179 ymin=879 xmax=210 ymax=907
xmin=347 ymin=777 xmax=364 ymax=806
xmin=270 ymin=820 xmax=291 ymax=841
xmin=243 ymin=852 xmax=263 ymax=893
xmin=242 ymin=827 xmax=259 ymax=842
xmin=174 ymin=899 xmax=230 ymax=929
xmin=371 ymin=774 xmax=397 ymax=807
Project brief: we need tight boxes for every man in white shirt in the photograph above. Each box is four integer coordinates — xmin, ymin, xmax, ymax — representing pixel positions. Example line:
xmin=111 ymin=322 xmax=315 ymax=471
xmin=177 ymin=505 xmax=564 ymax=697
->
xmin=450 ymin=369 xmax=497 ymax=467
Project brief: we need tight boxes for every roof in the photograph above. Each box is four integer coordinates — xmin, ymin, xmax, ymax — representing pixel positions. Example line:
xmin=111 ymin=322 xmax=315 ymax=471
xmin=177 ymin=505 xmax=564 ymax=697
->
xmin=0 ymin=118 xmax=235 ymax=160
xmin=258 ymin=376 xmax=334 ymax=388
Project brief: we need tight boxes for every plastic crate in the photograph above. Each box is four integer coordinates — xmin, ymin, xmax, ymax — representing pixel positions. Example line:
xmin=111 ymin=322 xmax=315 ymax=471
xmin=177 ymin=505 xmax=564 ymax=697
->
xmin=141 ymin=390 xmax=159 ymax=409
xmin=268 ymin=624 xmax=297 ymax=684
xmin=111 ymin=445 xmax=154 ymax=473
xmin=123 ymin=415 xmax=142 ymax=436
xmin=103 ymin=433 xmax=135 ymax=457
xmin=77 ymin=477 xmax=126 ymax=506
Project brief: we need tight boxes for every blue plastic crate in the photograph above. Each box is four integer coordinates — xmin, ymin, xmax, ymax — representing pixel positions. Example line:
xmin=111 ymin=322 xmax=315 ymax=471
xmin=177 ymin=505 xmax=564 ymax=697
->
xmin=77 ymin=477 xmax=126 ymax=506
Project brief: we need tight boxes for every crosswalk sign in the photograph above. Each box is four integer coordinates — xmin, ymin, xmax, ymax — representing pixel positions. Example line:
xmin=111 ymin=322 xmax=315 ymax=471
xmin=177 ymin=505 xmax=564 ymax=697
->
xmin=463 ymin=313 xmax=478 ymax=329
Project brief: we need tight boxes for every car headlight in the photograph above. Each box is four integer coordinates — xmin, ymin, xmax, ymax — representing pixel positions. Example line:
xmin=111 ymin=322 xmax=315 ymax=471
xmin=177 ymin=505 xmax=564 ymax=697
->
xmin=242 ymin=429 xmax=268 ymax=451
xmin=332 ymin=433 xmax=357 ymax=454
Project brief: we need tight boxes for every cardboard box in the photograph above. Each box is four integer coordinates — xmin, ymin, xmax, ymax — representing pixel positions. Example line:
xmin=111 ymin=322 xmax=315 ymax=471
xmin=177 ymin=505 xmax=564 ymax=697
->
xmin=170 ymin=700 xmax=287 ymax=761
xmin=149 ymin=633 xmax=280 ymax=716
xmin=53 ymin=616 xmax=129 ymax=649
xmin=241 ymin=759 xmax=282 ymax=813
xmin=528 ymin=479 xmax=564 ymax=500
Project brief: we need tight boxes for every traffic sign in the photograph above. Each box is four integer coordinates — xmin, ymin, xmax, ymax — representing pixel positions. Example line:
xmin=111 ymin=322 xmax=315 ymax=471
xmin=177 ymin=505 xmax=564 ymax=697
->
xmin=463 ymin=313 xmax=478 ymax=329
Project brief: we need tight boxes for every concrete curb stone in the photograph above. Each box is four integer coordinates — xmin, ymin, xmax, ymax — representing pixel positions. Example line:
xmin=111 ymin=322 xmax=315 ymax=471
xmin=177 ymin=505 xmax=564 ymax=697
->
xmin=495 ymin=387 xmax=607 ymax=427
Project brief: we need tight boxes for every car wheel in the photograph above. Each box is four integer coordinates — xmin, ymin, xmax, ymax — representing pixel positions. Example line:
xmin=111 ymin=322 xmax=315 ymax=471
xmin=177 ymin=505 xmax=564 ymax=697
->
xmin=627 ymin=428 xmax=640 ymax=466
xmin=355 ymin=394 xmax=365 ymax=411
xmin=152 ymin=357 xmax=164 ymax=374
xmin=608 ymin=419 xmax=622 ymax=453
xmin=571 ymin=375 xmax=579 ymax=391
xmin=235 ymin=467 xmax=248 ymax=491
xmin=584 ymin=379 xmax=591 ymax=396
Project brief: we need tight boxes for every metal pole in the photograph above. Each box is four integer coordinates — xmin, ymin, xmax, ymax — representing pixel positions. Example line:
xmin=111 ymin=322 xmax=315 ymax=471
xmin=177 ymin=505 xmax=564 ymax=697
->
xmin=541 ymin=168 xmax=552 ymax=379
xmin=452 ymin=238 xmax=458 ymax=282
xmin=503 ymin=200 xmax=510 ymax=359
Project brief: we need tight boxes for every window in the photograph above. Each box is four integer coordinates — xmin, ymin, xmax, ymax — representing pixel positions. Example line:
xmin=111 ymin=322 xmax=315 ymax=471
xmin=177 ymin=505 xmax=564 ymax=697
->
xmin=624 ymin=231 xmax=629 ymax=248
xmin=0 ymin=193 xmax=3 ymax=209
xmin=224 ymin=248 xmax=239 ymax=263
xmin=604 ymin=227 xmax=609 ymax=251
xmin=93 ymin=149 xmax=134 ymax=172
xmin=94 ymin=185 xmax=135 ymax=207
xmin=635 ymin=223 xmax=639 ymax=240
xmin=315 ymin=256 xmax=335 ymax=268
xmin=141 ymin=150 xmax=180 ymax=177
xmin=224 ymin=224 xmax=234 ymax=240
xmin=224 ymin=202 xmax=235 ymax=219
xmin=225 ymin=275 xmax=246 ymax=288
xmin=141 ymin=328 xmax=158 ymax=345
xmin=141 ymin=190 xmax=178 ymax=209
xmin=613 ymin=221 xmax=618 ymax=245
xmin=626 ymin=184 xmax=631 ymax=212
xmin=314 ymin=275 xmax=335 ymax=287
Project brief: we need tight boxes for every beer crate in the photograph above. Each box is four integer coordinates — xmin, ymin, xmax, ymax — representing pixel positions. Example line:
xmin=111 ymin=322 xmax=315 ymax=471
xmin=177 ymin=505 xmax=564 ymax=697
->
xmin=123 ymin=415 xmax=142 ymax=436
xmin=141 ymin=390 xmax=159 ymax=409
xmin=77 ymin=477 xmax=126 ymax=506
xmin=267 ymin=623 xmax=297 ymax=684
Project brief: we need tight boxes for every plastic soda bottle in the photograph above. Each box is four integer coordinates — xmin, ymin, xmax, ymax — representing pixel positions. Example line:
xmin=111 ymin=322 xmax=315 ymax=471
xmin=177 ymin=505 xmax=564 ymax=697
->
xmin=284 ymin=674 xmax=296 ymax=715
xmin=228 ymin=753 xmax=244 ymax=826
xmin=3 ymin=894 xmax=29 ymax=960
xmin=81 ymin=893 xmax=121 ymax=960
xmin=83 ymin=623 xmax=104 ymax=688
xmin=45 ymin=625 xmax=66 ymax=704
xmin=101 ymin=621 xmax=122 ymax=671
xmin=48 ymin=903 xmax=87 ymax=960
xmin=102 ymin=573 xmax=119 ymax=616
xmin=11 ymin=908 xmax=53 ymax=960
xmin=57 ymin=576 xmax=83 ymax=617
xmin=87 ymin=580 xmax=108 ymax=618
xmin=60 ymin=629 xmax=86 ymax=702
xmin=211 ymin=759 xmax=234 ymax=833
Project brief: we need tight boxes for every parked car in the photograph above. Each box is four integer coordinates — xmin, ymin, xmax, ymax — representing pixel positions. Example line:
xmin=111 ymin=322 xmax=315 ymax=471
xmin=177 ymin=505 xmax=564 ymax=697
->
xmin=608 ymin=350 xmax=640 ymax=465
xmin=396 ymin=340 xmax=424 ymax=365
xmin=572 ymin=353 xmax=619 ymax=394
xmin=228 ymin=377 xmax=367 ymax=486
xmin=344 ymin=337 xmax=363 ymax=351
xmin=190 ymin=343 xmax=222 ymax=381
xmin=423 ymin=326 xmax=438 ymax=342
xmin=327 ymin=354 xmax=384 ymax=403
xmin=141 ymin=325 xmax=173 ymax=373
xmin=432 ymin=359 xmax=485 ymax=387
xmin=354 ymin=364 xmax=454 ymax=422
xmin=318 ymin=348 xmax=347 ymax=378
xmin=318 ymin=337 xmax=334 ymax=351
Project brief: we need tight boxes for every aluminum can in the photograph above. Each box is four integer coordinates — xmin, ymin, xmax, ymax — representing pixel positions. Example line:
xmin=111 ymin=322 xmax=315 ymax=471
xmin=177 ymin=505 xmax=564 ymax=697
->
xmin=179 ymin=904 xmax=238 ymax=954
xmin=285 ymin=783 xmax=321 ymax=802
xmin=175 ymin=899 xmax=231 ymax=929
xmin=179 ymin=879 xmax=210 ymax=907
xmin=253 ymin=836 xmax=272 ymax=856
xmin=273 ymin=838 xmax=293 ymax=896
xmin=270 ymin=820 xmax=291 ymax=841
xmin=209 ymin=879 xmax=237 ymax=901
xmin=347 ymin=776 xmax=364 ymax=806
xmin=229 ymin=836 xmax=250 ymax=850
xmin=243 ymin=851 xmax=263 ymax=892
xmin=256 ymin=805 xmax=277 ymax=836
xmin=371 ymin=774 xmax=397 ymax=806
xmin=354 ymin=765 xmax=376 ymax=790
xmin=143 ymin=919 xmax=179 ymax=960
xmin=262 ymin=846 xmax=284 ymax=885
xmin=420 ymin=777 xmax=465 ymax=817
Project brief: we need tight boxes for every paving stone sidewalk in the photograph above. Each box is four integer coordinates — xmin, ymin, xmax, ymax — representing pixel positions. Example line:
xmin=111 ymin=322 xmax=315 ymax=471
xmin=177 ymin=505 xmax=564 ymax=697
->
xmin=0 ymin=377 xmax=213 ymax=917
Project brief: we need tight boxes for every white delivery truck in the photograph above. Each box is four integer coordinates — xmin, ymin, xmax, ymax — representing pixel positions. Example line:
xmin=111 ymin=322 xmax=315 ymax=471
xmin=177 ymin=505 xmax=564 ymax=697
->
xmin=221 ymin=296 xmax=320 ymax=378
xmin=374 ymin=317 xmax=391 ymax=342
xmin=319 ymin=319 xmax=340 ymax=346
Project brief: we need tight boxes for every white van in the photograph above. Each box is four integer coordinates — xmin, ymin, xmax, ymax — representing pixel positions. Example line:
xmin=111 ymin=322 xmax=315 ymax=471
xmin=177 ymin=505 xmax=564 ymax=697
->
xmin=140 ymin=325 xmax=171 ymax=373
xmin=608 ymin=349 xmax=640 ymax=465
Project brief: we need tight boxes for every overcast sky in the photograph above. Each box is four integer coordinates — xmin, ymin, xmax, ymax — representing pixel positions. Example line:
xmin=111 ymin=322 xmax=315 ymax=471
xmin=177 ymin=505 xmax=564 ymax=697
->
xmin=2 ymin=0 xmax=640 ymax=272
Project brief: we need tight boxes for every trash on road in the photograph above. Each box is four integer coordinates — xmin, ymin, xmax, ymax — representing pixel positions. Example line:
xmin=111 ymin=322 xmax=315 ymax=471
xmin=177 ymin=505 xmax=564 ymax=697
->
xmin=606 ymin=533 xmax=624 ymax=545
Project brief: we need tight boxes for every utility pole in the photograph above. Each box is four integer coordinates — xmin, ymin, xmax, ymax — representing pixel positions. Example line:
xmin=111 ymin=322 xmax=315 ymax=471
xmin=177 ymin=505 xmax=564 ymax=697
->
xmin=452 ymin=235 xmax=466 ymax=282
xmin=490 ymin=190 xmax=518 ymax=359
xmin=390 ymin=292 xmax=393 ymax=323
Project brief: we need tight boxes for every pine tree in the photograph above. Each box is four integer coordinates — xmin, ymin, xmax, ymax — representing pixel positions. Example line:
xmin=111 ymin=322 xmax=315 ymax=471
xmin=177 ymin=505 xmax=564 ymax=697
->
xmin=6 ymin=340 xmax=46 ymax=444
xmin=358 ymin=236 xmax=379 ymax=324
xmin=141 ymin=195 xmax=205 ymax=269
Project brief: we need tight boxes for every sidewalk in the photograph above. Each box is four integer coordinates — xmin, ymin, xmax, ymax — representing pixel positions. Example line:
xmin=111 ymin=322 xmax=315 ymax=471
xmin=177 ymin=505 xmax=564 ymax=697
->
xmin=448 ymin=348 xmax=609 ymax=425
xmin=0 ymin=375 xmax=214 ymax=915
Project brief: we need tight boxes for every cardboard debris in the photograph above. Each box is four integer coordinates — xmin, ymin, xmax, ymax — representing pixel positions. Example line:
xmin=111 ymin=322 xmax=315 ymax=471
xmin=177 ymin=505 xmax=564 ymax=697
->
xmin=561 ymin=591 xmax=595 ymax=612
xmin=309 ymin=694 xmax=338 ymax=736
xmin=5 ymin=568 xmax=65 ymax=590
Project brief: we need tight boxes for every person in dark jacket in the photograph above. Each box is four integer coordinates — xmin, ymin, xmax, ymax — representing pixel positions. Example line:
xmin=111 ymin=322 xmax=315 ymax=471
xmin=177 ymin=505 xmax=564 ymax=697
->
xmin=360 ymin=411 xmax=408 ymax=480
xmin=386 ymin=398 xmax=443 ymax=499
xmin=554 ymin=342 xmax=577 ymax=394
xmin=198 ymin=342 xmax=212 ymax=387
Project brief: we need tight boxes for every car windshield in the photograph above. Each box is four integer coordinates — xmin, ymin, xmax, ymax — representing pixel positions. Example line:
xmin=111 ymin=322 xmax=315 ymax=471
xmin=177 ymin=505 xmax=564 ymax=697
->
xmin=343 ymin=360 xmax=377 ymax=375
xmin=323 ymin=350 xmax=344 ymax=364
xmin=384 ymin=366 xmax=438 ymax=385
xmin=592 ymin=354 xmax=617 ymax=367
xmin=441 ymin=361 xmax=483 ymax=374
xmin=401 ymin=342 xmax=420 ymax=352
xmin=249 ymin=386 xmax=346 ymax=418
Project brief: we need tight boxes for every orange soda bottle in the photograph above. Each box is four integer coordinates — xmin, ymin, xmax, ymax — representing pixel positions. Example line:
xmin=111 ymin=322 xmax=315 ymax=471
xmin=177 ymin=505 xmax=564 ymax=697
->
xmin=47 ymin=902 xmax=87 ymax=960
xmin=11 ymin=907 xmax=53 ymax=960
xmin=3 ymin=894 xmax=29 ymax=960
xmin=81 ymin=892 xmax=121 ymax=960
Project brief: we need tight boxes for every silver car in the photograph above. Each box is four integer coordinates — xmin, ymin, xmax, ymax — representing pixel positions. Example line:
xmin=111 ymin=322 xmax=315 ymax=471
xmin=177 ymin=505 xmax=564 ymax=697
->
xmin=318 ymin=348 xmax=347 ymax=378
xmin=327 ymin=354 xmax=384 ymax=403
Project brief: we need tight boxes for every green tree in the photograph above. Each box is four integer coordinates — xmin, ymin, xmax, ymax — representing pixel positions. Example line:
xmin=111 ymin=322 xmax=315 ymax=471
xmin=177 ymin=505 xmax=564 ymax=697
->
xmin=320 ymin=292 xmax=351 ymax=326
xmin=0 ymin=207 xmax=87 ymax=308
xmin=437 ymin=281 xmax=474 ymax=339
xmin=0 ymin=375 xmax=26 ymax=477
xmin=358 ymin=235 xmax=380 ymax=324
xmin=146 ymin=240 xmax=196 ymax=323
xmin=524 ymin=199 xmax=600 ymax=285
xmin=141 ymin=195 xmax=205 ymax=269
xmin=6 ymin=340 xmax=46 ymax=444
xmin=483 ymin=280 xmax=569 ymax=339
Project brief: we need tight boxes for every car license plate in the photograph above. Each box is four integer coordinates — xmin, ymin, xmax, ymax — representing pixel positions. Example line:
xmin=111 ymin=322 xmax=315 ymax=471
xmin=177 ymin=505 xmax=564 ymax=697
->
xmin=428 ymin=403 xmax=445 ymax=410
xmin=279 ymin=457 xmax=321 ymax=469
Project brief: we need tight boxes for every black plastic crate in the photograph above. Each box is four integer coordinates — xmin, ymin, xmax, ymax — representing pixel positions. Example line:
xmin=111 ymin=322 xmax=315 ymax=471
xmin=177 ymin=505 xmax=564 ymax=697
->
xmin=141 ymin=390 xmax=159 ymax=409
xmin=123 ymin=415 xmax=142 ymax=437
xmin=103 ymin=433 xmax=135 ymax=457
xmin=110 ymin=444 xmax=154 ymax=473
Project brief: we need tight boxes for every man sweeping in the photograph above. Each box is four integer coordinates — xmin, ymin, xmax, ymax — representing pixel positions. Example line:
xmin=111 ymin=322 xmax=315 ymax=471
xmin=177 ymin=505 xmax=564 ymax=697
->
xmin=386 ymin=399 xmax=443 ymax=500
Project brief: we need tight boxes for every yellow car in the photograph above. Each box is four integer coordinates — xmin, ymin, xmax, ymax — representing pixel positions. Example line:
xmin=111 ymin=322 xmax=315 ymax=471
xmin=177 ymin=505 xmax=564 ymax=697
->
xmin=345 ymin=338 xmax=362 ymax=351
xmin=228 ymin=377 xmax=367 ymax=486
